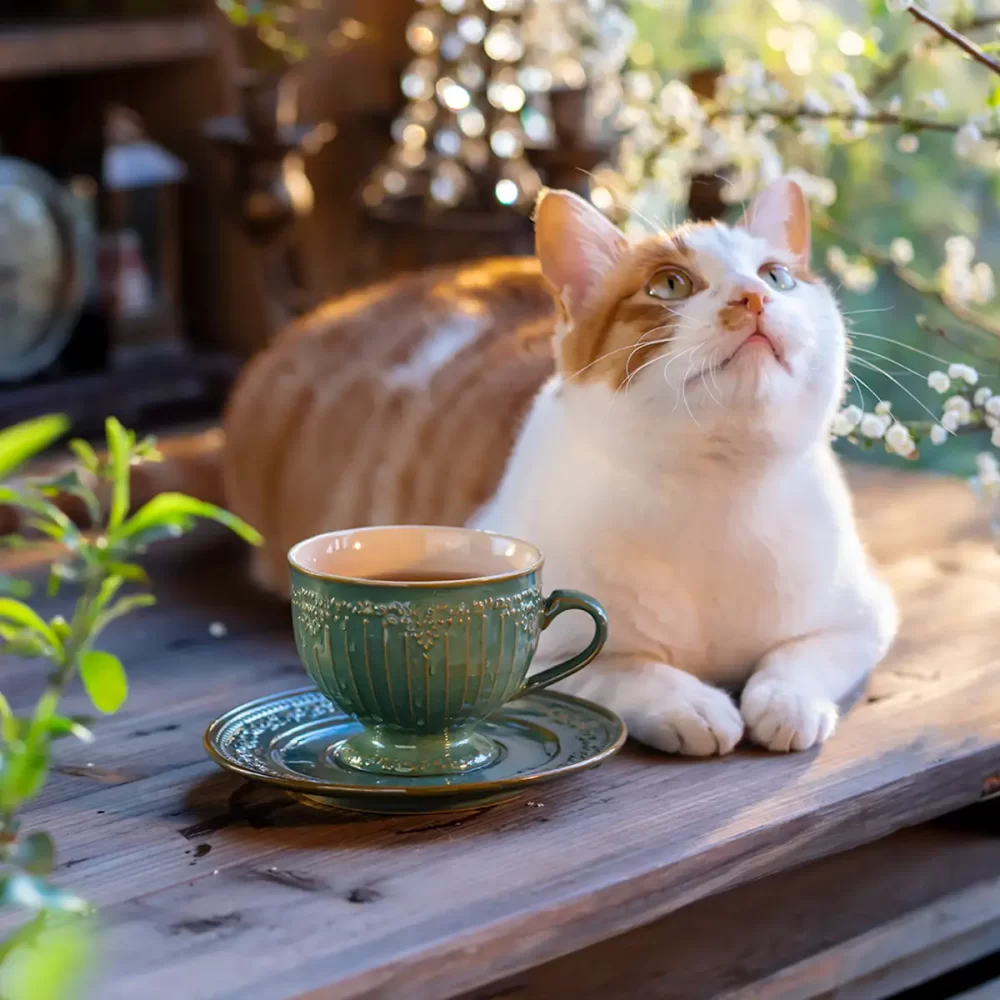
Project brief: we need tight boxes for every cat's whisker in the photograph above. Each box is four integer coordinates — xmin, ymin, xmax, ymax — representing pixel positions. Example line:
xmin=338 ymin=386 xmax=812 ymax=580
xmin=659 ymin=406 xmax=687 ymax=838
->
xmin=708 ymin=349 xmax=724 ymax=403
xmin=700 ymin=353 xmax=723 ymax=408
xmin=849 ymin=357 xmax=950 ymax=431
xmin=845 ymin=330 xmax=960 ymax=368
xmin=620 ymin=345 xmax=685 ymax=394
xmin=844 ymin=368 xmax=879 ymax=412
xmin=659 ymin=343 xmax=702 ymax=391
xmin=848 ymin=360 xmax=925 ymax=378
xmin=616 ymin=351 xmax=670 ymax=397
xmin=848 ymin=344 xmax=937 ymax=382
xmin=566 ymin=336 xmax=674 ymax=383
xmin=676 ymin=357 xmax=703 ymax=427
xmin=624 ymin=319 xmax=702 ymax=380
xmin=841 ymin=305 xmax=896 ymax=317
xmin=623 ymin=338 xmax=701 ymax=393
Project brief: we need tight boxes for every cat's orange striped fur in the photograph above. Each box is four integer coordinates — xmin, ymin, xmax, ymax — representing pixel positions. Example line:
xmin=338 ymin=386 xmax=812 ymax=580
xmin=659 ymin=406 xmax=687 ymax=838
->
xmin=222 ymin=256 xmax=558 ymax=593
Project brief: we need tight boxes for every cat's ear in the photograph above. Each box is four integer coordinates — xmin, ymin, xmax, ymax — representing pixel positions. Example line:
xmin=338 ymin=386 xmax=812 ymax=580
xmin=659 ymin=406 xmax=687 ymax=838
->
xmin=738 ymin=177 xmax=811 ymax=263
xmin=534 ymin=188 xmax=626 ymax=319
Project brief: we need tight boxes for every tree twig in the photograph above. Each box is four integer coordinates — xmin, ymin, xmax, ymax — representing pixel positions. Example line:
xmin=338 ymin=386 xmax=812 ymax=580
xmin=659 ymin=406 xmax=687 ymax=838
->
xmin=815 ymin=214 xmax=1000 ymax=342
xmin=905 ymin=2 xmax=1000 ymax=77
xmin=711 ymin=105 xmax=999 ymax=138
xmin=868 ymin=11 xmax=1000 ymax=97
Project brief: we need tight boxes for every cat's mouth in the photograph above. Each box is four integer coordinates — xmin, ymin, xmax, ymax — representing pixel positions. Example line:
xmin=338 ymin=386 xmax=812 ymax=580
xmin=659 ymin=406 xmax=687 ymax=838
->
xmin=720 ymin=327 xmax=789 ymax=373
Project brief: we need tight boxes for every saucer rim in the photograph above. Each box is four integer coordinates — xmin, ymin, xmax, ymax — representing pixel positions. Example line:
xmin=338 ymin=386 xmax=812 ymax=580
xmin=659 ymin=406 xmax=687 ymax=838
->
xmin=204 ymin=686 xmax=626 ymax=799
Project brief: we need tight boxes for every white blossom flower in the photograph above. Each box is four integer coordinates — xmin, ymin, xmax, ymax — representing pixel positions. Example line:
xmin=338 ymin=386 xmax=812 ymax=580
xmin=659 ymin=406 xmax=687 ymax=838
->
xmin=887 ymin=95 xmax=903 ymax=114
xmin=826 ymin=246 xmax=848 ymax=273
xmin=897 ymin=134 xmax=919 ymax=154
xmin=831 ymin=412 xmax=855 ymax=437
xmin=945 ymin=235 xmax=975 ymax=264
xmin=944 ymin=395 xmax=972 ymax=423
xmin=941 ymin=409 xmax=962 ymax=432
xmin=986 ymin=396 xmax=1000 ymax=418
xmin=977 ymin=451 xmax=1000 ymax=481
xmin=860 ymin=413 xmax=889 ymax=438
xmin=988 ymin=416 xmax=999 ymax=430
xmin=954 ymin=122 xmax=982 ymax=159
xmin=843 ymin=263 xmax=877 ymax=293
xmin=885 ymin=422 xmax=915 ymax=456
xmin=927 ymin=370 xmax=950 ymax=393
xmin=889 ymin=238 xmax=914 ymax=266
xmin=920 ymin=89 xmax=948 ymax=111
xmin=803 ymin=89 xmax=832 ymax=115
xmin=875 ymin=400 xmax=892 ymax=416
xmin=841 ymin=404 xmax=863 ymax=427
xmin=975 ymin=387 xmax=993 ymax=407
xmin=972 ymin=262 xmax=995 ymax=305
xmin=930 ymin=424 xmax=948 ymax=444
xmin=948 ymin=363 xmax=979 ymax=385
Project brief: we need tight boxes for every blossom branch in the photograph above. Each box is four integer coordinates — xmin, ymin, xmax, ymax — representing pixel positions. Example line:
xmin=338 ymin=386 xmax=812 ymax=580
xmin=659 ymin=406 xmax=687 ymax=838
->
xmin=903 ymin=2 xmax=1000 ymax=77
xmin=816 ymin=213 xmax=1000 ymax=341
xmin=712 ymin=105 xmax=1000 ymax=138
xmin=868 ymin=10 xmax=1000 ymax=97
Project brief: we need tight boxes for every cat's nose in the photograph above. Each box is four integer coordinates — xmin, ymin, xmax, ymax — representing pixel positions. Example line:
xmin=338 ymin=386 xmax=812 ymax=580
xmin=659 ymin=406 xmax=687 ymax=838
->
xmin=728 ymin=289 xmax=771 ymax=315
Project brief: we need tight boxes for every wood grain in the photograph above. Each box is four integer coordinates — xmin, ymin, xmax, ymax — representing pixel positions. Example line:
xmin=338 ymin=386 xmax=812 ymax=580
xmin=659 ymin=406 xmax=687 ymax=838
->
xmin=5 ymin=465 xmax=1000 ymax=999
xmin=454 ymin=819 xmax=1000 ymax=1000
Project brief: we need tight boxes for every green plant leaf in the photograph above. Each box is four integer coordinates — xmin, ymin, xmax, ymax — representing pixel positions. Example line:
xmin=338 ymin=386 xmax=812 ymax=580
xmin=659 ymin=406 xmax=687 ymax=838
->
xmin=67 ymin=439 xmax=98 ymax=474
xmin=0 ymin=576 xmax=31 ymax=599
xmin=0 ymin=487 xmax=77 ymax=544
xmin=79 ymin=651 xmax=128 ymax=714
xmin=32 ymin=468 xmax=100 ymax=525
xmin=0 ymin=691 xmax=17 ymax=743
xmin=90 ymin=594 xmax=156 ymax=641
xmin=120 ymin=493 xmax=263 ymax=547
xmin=0 ymin=600 xmax=58 ymax=651
xmin=89 ymin=575 xmax=124 ymax=623
xmin=0 ymin=625 xmax=51 ymax=659
xmin=44 ymin=716 xmax=92 ymax=744
xmin=105 ymin=417 xmax=131 ymax=532
xmin=104 ymin=562 xmax=149 ymax=584
xmin=2 ymin=741 xmax=49 ymax=808
xmin=11 ymin=832 xmax=55 ymax=876
xmin=0 ymin=912 xmax=93 ymax=1000
xmin=0 ymin=416 xmax=69 ymax=482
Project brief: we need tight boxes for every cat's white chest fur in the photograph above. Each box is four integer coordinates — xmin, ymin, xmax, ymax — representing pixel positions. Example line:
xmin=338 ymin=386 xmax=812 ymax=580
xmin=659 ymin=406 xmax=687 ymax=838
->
xmin=473 ymin=378 xmax=896 ymax=755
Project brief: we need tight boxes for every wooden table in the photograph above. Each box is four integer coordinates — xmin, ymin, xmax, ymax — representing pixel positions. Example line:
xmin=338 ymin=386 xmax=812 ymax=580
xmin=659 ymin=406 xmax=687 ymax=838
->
xmin=9 ymin=466 xmax=1000 ymax=999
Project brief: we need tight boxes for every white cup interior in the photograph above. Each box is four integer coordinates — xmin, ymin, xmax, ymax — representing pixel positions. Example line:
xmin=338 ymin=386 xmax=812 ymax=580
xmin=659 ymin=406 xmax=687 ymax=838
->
xmin=288 ymin=526 xmax=542 ymax=585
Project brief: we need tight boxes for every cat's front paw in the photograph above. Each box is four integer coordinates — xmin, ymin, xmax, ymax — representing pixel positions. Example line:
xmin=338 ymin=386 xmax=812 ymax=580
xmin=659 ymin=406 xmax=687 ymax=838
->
xmin=627 ymin=680 xmax=744 ymax=757
xmin=741 ymin=679 xmax=838 ymax=752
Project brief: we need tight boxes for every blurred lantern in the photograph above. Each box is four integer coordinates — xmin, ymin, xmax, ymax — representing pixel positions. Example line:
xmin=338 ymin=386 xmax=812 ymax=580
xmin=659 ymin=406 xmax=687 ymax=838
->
xmin=101 ymin=107 xmax=188 ymax=365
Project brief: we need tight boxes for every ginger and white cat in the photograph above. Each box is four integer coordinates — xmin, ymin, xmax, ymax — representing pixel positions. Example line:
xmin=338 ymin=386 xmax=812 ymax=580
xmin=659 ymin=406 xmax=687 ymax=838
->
xmin=81 ymin=176 xmax=896 ymax=755
xmin=471 ymin=177 xmax=897 ymax=754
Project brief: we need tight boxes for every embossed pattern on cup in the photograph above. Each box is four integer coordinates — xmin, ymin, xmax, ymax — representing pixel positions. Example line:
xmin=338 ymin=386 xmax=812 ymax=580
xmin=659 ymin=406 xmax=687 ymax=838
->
xmin=289 ymin=573 xmax=544 ymax=732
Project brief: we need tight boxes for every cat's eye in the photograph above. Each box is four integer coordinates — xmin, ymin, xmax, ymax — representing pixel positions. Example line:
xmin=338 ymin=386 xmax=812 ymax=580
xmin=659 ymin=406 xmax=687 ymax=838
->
xmin=646 ymin=268 xmax=694 ymax=301
xmin=759 ymin=263 xmax=796 ymax=291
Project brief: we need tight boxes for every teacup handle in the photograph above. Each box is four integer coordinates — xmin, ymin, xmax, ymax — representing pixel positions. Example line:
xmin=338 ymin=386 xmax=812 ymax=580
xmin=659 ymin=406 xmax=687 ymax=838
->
xmin=516 ymin=590 xmax=609 ymax=698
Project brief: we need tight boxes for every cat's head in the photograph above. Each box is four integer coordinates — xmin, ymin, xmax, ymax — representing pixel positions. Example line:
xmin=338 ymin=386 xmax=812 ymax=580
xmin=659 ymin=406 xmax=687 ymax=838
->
xmin=535 ymin=177 xmax=844 ymax=451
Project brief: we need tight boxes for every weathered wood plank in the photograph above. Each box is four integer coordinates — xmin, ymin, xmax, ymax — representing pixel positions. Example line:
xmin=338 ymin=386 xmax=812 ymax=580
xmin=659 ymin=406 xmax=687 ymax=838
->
xmin=4 ymin=465 xmax=999 ymax=999
xmin=454 ymin=820 xmax=1000 ymax=1000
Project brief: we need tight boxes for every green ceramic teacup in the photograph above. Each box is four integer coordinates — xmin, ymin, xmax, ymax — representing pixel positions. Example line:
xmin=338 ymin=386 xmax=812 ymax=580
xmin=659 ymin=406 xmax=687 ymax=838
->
xmin=288 ymin=525 xmax=608 ymax=777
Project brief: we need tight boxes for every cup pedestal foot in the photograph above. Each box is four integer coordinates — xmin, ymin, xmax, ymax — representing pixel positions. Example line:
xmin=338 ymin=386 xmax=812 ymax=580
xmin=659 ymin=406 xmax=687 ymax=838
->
xmin=332 ymin=725 xmax=502 ymax=776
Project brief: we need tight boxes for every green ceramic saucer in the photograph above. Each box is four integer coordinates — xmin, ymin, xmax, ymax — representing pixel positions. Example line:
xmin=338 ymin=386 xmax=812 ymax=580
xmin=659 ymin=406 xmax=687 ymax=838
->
xmin=204 ymin=687 xmax=626 ymax=815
